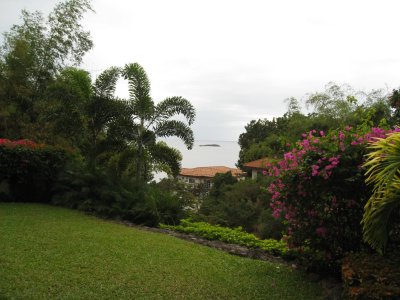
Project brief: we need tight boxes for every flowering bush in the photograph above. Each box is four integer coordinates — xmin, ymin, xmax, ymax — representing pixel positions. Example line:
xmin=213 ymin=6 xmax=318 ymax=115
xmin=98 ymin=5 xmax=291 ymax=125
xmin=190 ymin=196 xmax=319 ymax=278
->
xmin=0 ymin=138 xmax=45 ymax=149
xmin=0 ymin=139 xmax=68 ymax=202
xmin=266 ymin=127 xmax=400 ymax=271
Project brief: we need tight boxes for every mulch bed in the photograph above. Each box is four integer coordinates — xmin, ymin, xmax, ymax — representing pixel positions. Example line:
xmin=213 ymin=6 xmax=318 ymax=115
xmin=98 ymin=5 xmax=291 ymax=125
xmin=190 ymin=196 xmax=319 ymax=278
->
xmin=342 ymin=252 xmax=400 ymax=299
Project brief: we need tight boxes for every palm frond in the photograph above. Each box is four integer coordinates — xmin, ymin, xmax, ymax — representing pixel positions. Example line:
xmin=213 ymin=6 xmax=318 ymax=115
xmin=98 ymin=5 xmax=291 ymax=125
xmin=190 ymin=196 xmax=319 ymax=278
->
xmin=154 ymin=120 xmax=194 ymax=149
xmin=150 ymin=141 xmax=182 ymax=177
xmin=93 ymin=66 xmax=120 ymax=98
xmin=362 ymin=132 xmax=400 ymax=253
xmin=154 ymin=96 xmax=196 ymax=125
xmin=122 ymin=63 xmax=154 ymax=117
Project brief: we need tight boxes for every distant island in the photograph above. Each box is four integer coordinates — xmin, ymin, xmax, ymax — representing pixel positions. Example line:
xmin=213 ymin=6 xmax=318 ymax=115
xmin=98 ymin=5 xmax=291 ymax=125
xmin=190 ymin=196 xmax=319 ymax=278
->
xmin=199 ymin=144 xmax=221 ymax=147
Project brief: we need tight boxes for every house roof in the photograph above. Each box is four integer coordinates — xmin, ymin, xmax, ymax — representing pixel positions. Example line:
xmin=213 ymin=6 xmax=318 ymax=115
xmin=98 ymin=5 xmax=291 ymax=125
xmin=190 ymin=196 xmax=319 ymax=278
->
xmin=179 ymin=166 xmax=245 ymax=178
xmin=243 ymin=158 xmax=270 ymax=170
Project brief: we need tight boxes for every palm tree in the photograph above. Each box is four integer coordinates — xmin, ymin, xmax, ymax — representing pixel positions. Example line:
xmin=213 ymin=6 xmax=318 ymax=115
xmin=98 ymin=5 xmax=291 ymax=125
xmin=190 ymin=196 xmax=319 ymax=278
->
xmin=362 ymin=132 xmax=400 ymax=253
xmin=46 ymin=66 xmax=131 ymax=170
xmin=121 ymin=63 xmax=195 ymax=181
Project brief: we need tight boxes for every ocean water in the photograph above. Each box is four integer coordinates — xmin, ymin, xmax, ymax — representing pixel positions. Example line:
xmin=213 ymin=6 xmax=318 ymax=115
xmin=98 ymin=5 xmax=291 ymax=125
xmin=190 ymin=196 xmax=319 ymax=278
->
xmin=155 ymin=139 xmax=240 ymax=180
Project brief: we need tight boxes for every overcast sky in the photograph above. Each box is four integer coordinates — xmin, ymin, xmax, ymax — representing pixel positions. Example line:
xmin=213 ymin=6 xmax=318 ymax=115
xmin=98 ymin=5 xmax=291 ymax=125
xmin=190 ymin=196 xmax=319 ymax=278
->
xmin=1 ymin=0 xmax=400 ymax=141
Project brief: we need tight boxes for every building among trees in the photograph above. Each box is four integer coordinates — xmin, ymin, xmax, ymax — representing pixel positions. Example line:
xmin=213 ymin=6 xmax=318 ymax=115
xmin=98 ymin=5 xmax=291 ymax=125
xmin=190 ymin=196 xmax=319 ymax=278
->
xmin=242 ymin=158 xmax=270 ymax=179
xmin=177 ymin=166 xmax=245 ymax=189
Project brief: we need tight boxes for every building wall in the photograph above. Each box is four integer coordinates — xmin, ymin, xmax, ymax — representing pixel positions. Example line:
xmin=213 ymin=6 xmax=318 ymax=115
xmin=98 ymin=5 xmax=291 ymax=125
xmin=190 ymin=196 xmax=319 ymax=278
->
xmin=177 ymin=176 xmax=213 ymax=189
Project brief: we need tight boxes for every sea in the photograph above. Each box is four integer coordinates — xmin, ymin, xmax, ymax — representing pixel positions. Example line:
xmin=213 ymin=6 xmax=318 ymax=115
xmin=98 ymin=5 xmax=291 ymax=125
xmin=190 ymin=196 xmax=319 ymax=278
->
xmin=154 ymin=139 xmax=240 ymax=180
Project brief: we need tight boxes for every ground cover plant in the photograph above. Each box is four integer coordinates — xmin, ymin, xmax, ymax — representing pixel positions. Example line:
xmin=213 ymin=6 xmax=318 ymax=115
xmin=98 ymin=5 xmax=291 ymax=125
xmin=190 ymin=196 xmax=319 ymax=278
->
xmin=0 ymin=203 xmax=324 ymax=299
xmin=161 ymin=219 xmax=288 ymax=256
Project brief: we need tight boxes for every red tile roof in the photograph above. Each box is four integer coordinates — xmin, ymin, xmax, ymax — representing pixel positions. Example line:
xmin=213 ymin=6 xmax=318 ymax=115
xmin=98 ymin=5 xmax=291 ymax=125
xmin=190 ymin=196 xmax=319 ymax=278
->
xmin=179 ymin=166 xmax=245 ymax=178
xmin=243 ymin=158 xmax=270 ymax=169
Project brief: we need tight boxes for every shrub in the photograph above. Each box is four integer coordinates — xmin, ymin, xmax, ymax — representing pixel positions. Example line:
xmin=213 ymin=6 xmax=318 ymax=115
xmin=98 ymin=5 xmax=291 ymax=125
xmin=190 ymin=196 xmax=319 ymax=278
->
xmin=52 ymin=164 xmax=131 ymax=218
xmin=53 ymin=164 xmax=189 ymax=226
xmin=0 ymin=139 xmax=68 ymax=202
xmin=266 ymin=127 xmax=400 ymax=272
xmin=199 ymin=177 xmax=285 ymax=239
xmin=161 ymin=219 xmax=288 ymax=256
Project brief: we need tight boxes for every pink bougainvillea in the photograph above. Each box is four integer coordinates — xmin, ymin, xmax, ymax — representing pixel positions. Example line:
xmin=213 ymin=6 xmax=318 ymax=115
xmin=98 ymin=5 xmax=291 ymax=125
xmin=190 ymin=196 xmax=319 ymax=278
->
xmin=265 ymin=126 xmax=399 ymax=269
xmin=0 ymin=138 xmax=44 ymax=149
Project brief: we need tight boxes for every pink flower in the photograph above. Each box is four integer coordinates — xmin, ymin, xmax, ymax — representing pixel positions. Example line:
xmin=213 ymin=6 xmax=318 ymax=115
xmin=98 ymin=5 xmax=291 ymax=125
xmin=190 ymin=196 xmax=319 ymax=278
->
xmin=272 ymin=209 xmax=282 ymax=219
xmin=311 ymin=164 xmax=319 ymax=176
xmin=338 ymin=131 xmax=345 ymax=141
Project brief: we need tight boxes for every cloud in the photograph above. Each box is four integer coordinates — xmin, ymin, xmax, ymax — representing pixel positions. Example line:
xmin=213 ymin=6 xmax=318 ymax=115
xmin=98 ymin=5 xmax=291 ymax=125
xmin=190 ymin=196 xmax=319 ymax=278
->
xmin=1 ymin=0 xmax=400 ymax=141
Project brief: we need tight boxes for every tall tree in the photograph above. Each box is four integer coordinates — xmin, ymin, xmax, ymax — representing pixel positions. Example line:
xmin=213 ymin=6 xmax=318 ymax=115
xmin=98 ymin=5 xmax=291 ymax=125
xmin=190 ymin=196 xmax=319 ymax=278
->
xmin=121 ymin=63 xmax=196 ymax=181
xmin=0 ymin=0 xmax=93 ymax=139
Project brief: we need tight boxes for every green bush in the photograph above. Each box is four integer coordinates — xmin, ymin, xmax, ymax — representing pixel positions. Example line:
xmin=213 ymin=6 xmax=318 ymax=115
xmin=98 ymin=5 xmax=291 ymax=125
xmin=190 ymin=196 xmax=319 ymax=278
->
xmin=0 ymin=139 xmax=68 ymax=202
xmin=199 ymin=177 xmax=285 ymax=239
xmin=160 ymin=219 xmax=288 ymax=256
xmin=53 ymin=163 xmax=189 ymax=226
xmin=52 ymin=164 xmax=131 ymax=218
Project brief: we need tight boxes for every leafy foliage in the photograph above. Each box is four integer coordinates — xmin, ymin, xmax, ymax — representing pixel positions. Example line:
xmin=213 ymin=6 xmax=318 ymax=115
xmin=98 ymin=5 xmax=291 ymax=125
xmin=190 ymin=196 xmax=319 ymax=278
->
xmin=362 ymin=132 xmax=400 ymax=253
xmin=237 ymin=83 xmax=393 ymax=168
xmin=199 ymin=175 xmax=284 ymax=239
xmin=161 ymin=219 xmax=288 ymax=256
xmin=266 ymin=126 xmax=399 ymax=271
xmin=53 ymin=163 xmax=191 ymax=226
xmin=0 ymin=0 xmax=93 ymax=140
xmin=45 ymin=66 xmax=130 ymax=168
xmin=0 ymin=139 xmax=68 ymax=202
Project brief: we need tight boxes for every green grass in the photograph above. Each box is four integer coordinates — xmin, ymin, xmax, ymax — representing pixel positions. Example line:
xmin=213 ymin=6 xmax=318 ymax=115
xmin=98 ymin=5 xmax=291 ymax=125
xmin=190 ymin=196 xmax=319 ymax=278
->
xmin=0 ymin=203 xmax=323 ymax=299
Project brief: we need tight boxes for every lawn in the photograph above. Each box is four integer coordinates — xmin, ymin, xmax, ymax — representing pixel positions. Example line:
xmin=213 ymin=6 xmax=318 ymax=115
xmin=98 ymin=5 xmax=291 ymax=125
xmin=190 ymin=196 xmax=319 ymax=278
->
xmin=0 ymin=203 xmax=323 ymax=299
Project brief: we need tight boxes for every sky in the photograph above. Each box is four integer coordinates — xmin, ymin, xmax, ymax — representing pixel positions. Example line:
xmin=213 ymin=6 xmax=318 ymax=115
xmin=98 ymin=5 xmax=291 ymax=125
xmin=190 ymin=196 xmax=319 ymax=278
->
xmin=1 ymin=0 xmax=400 ymax=141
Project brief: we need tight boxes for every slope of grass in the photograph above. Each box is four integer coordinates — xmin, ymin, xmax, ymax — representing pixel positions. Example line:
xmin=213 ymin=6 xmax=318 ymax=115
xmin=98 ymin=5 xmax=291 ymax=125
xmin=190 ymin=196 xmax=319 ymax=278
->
xmin=0 ymin=203 xmax=323 ymax=299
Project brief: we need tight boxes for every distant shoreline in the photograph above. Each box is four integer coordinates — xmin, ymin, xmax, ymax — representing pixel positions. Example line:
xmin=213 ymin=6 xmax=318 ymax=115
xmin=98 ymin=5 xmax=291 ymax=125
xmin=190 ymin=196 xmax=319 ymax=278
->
xmin=199 ymin=144 xmax=221 ymax=147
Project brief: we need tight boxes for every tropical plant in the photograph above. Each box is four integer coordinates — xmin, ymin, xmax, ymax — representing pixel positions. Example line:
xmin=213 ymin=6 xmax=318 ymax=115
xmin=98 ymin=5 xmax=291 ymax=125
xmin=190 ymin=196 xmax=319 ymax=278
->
xmin=121 ymin=63 xmax=195 ymax=181
xmin=45 ymin=66 xmax=133 ymax=169
xmin=362 ymin=132 xmax=400 ymax=253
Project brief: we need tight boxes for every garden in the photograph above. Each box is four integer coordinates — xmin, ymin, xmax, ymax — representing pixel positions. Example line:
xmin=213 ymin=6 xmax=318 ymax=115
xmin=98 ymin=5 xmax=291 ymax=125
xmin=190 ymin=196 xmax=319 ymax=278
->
xmin=0 ymin=0 xmax=399 ymax=299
